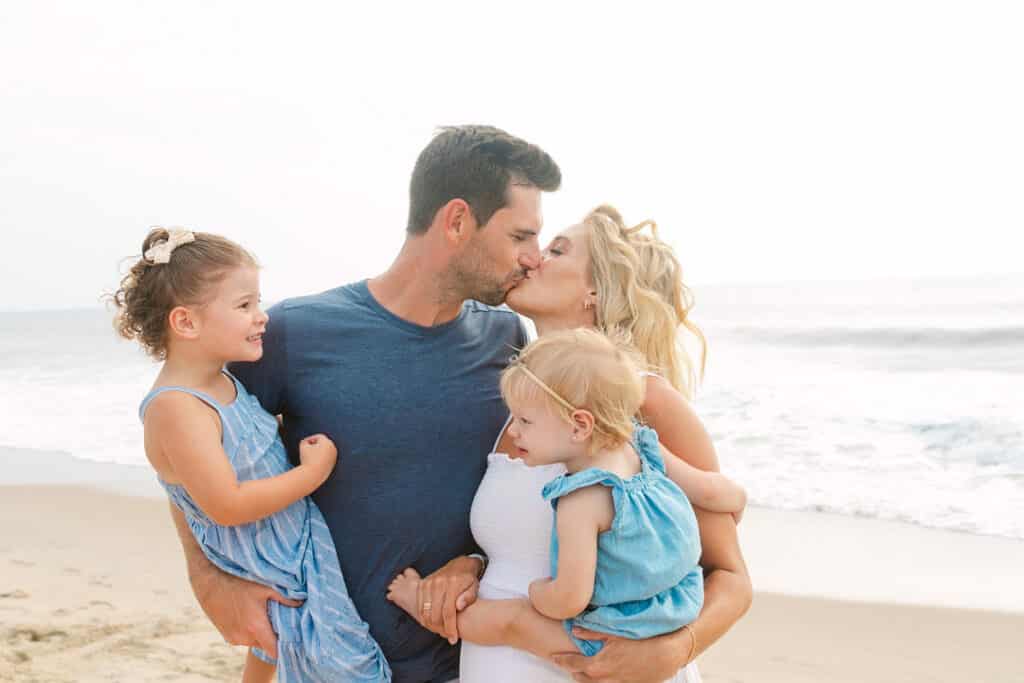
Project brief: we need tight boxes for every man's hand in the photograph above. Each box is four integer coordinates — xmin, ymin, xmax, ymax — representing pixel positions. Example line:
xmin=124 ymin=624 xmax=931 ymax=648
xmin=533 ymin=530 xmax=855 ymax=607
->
xmin=415 ymin=555 xmax=482 ymax=644
xmin=551 ymin=627 xmax=687 ymax=683
xmin=193 ymin=568 xmax=303 ymax=654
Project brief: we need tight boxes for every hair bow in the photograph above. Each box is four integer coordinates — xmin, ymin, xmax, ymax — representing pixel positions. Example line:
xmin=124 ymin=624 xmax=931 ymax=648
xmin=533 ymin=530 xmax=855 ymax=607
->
xmin=144 ymin=228 xmax=195 ymax=264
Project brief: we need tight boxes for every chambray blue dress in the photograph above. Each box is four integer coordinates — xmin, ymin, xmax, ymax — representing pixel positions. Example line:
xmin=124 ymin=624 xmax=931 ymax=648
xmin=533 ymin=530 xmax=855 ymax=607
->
xmin=541 ymin=424 xmax=704 ymax=656
xmin=139 ymin=372 xmax=391 ymax=682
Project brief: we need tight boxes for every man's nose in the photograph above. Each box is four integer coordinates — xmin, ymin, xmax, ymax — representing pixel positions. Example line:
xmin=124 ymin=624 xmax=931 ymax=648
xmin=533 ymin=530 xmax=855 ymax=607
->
xmin=519 ymin=244 xmax=541 ymax=271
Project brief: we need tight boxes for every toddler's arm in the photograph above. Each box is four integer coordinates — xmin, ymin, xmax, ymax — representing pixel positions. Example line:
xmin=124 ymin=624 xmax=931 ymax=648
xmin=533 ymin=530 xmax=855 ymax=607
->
xmin=147 ymin=392 xmax=335 ymax=526
xmin=528 ymin=485 xmax=609 ymax=620
xmin=662 ymin=448 xmax=747 ymax=520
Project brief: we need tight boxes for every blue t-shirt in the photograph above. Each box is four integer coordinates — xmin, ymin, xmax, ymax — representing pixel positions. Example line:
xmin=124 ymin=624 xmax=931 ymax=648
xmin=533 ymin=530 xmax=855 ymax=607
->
xmin=229 ymin=280 xmax=526 ymax=683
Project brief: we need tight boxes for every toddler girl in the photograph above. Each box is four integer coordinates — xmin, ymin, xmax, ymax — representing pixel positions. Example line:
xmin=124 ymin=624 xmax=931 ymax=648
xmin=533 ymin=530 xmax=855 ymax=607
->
xmin=114 ymin=228 xmax=390 ymax=682
xmin=387 ymin=328 xmax=703 ymax=664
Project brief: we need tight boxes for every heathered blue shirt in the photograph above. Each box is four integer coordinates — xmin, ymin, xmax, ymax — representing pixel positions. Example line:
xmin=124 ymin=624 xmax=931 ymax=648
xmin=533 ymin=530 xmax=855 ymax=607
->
xmin=229 ymin=280 xmax=526 ymax=683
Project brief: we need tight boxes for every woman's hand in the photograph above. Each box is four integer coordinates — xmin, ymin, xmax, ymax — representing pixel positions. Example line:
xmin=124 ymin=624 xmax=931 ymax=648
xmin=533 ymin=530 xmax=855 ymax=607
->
xmin=551 ymin=627 xmax=688 ymax=683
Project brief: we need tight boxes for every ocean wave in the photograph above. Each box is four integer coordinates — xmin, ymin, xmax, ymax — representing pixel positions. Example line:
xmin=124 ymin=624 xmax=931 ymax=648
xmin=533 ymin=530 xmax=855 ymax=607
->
xmin=718 ymin=325 xmax=1024 ymax=349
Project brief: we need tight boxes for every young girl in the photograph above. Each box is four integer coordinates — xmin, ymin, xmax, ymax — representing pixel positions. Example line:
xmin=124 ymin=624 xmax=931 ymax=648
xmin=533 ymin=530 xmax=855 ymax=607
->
xmin=387 ymin=328 xmax=703 ymax=664
xmin=114 ymin=228 xmax=390 ymax=682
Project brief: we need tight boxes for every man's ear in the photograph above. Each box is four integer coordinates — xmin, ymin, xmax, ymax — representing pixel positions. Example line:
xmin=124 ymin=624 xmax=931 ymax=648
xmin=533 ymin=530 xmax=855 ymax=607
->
xmin=570 ymin=409 xmax=596 ymax=442
xmin=168 ymin=305 xmax=200 ymax=341
xmin=439 ymin=198 xmax=478 ymax=246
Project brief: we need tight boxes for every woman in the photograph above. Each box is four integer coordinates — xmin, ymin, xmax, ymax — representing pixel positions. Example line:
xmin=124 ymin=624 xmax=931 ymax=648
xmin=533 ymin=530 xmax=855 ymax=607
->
xmin=417 ymin=205 xmax=753 ymax=682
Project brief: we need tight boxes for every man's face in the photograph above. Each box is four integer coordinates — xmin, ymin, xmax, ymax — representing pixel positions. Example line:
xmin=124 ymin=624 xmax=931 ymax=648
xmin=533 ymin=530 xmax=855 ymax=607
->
xmin=450 ymin=184 xmax=543 ymax=305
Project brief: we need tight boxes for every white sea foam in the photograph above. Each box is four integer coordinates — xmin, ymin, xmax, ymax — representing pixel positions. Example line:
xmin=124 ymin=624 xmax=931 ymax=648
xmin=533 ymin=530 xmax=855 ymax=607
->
xmin=1 ymin=275 xmax=1022 ymax=538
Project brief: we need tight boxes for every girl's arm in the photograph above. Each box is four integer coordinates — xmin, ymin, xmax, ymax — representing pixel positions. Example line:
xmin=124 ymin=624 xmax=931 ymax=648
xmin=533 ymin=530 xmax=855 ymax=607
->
xmin=528 ymin=485 xmax=608 ymax=620
xmin=661 ymin=444 xmax=747 ymax=520
xmin=643 ymin=375 xmax=746 ymax=518
xmin=146 ymin=392 xmax=333 ymax=527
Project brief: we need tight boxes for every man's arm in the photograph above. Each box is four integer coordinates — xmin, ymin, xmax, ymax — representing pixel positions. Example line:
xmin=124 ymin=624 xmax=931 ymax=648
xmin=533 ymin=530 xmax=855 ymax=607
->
xmin=169 ymin=503 xmax=301 ymax=653
xmin=413 ymin=555 xmax=484 ymax=644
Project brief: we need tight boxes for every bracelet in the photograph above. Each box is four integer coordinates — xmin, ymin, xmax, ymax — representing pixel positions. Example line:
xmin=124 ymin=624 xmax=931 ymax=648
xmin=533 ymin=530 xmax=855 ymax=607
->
xmin=681 ymin=624 xmax=698 ymax=666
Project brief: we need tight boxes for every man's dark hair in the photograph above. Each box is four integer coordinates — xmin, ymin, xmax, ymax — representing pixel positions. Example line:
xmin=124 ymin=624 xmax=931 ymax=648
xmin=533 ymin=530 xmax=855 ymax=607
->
xmin=406 ymin=125 xmax=562 ymax=235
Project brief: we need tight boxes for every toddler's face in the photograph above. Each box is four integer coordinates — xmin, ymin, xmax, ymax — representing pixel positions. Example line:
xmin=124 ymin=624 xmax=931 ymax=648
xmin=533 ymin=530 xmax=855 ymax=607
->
xmin=194 ymin=266 xmax=268 ymax=363
xmin=505 ymin=400 xmax=578 ymax=467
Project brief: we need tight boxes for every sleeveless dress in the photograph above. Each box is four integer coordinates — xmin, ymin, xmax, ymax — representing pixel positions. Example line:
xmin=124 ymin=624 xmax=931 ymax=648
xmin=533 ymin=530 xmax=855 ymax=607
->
xmin=139 ymin=372 xmax=391 ymax=683
xmin=460 ymin=418 xmax=704 ymax=683
xmin=543 ymin=424 xmax=704 ymax=656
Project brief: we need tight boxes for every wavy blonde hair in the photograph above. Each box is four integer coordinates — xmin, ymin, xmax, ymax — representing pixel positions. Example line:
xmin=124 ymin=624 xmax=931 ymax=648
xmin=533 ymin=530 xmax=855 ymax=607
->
xmin=501 ymin=329 xmax=646 ymax=453
xmin=582 ymin=205 xmax=707 ymax=399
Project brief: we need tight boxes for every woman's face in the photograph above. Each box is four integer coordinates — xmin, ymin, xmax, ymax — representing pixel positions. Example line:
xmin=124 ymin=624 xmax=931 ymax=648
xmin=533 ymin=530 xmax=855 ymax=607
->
xmin=506 ymin=222 xmax=593 ymax=320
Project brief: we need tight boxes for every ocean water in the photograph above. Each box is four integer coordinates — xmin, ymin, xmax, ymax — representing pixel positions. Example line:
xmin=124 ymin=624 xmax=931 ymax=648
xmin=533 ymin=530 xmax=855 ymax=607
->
xmin=1 ymin=274 xmax=1021 ymax=539
xmin=695 ymin=274 xmax=1024 ymax=539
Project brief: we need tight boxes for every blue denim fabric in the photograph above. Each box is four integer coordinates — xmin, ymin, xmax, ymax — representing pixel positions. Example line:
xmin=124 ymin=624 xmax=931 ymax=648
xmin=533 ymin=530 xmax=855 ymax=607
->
xmin=542 ymin=424 xmax=704 ymax=656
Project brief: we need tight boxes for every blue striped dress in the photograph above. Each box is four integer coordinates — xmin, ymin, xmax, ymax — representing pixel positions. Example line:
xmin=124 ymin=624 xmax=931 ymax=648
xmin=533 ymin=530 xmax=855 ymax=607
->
xmin=139 ymin=371 xmax=391 ymax=682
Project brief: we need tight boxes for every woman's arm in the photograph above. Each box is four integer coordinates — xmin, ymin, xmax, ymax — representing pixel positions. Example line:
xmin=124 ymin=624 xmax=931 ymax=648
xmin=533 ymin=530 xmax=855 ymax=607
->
xmin=642 ymin=375 xmax=753 ymax=650
xmin=147 ymin=392 xmax=333 ymax=526
xmin=643 ymin=375 xmax=746 ymax=518
xmin=687 ymin=508 xmax=753 ymax=656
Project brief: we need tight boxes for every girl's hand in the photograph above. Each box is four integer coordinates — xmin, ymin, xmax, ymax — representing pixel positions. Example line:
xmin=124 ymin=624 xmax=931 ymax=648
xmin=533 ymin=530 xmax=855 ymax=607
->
xmin=299 ymin=434 xmax=337 ymax=485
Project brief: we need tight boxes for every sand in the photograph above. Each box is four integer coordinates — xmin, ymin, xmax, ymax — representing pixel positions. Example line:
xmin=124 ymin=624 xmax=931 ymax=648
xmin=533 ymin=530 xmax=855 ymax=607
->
xmin=1 ymin=484 xmax=1021 ymax=682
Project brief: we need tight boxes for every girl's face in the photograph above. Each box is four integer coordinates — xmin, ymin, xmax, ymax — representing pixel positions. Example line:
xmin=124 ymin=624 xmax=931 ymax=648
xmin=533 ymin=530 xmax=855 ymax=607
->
xmin=505 ymin=223 xmax=593 ymax=320
xmin=194 ymin=266 xmax=268 ymax=363
xmin=505 ymin=398 xmax=580 ymax=467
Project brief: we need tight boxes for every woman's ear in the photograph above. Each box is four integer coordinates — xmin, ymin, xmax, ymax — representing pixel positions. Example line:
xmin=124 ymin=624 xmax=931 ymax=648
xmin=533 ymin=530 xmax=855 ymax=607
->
xmin=168 ymin=305 xmax=200 ymax=341
xmin=583 ymin=291 xmax=598 ymax=311
xmin=571 ymin=409 xmax=596 ymax=442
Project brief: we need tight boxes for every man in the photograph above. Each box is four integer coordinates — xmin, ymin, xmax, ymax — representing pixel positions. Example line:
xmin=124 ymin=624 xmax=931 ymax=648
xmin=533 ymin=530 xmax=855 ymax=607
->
xmin=170 ymin=125 xmax=704 ymax=682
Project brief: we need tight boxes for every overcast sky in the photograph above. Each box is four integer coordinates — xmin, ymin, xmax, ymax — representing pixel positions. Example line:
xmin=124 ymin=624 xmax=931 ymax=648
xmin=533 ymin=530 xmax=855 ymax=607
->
xmin=2 ymin=1 xmax=1021 ymax=311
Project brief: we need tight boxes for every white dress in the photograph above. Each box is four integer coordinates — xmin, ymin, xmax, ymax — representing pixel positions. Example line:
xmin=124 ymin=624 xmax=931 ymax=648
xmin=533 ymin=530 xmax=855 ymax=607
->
xmin=459 ymin=426 xmax=703 ymax=683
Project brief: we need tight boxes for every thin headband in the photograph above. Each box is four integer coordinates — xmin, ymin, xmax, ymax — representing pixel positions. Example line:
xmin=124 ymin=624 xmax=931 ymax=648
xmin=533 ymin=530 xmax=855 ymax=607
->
xmin=510 ymin=360 xmax=578 ymax=414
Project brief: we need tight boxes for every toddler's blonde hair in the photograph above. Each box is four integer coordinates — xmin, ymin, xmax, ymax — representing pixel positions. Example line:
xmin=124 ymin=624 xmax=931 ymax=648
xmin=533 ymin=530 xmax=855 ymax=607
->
xmin=500 ymin=329 xmax=645 ymax=453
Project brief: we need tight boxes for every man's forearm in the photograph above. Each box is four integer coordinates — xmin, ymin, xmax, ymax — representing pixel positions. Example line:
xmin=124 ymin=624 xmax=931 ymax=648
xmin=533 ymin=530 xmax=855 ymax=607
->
xmin=168 ymin=503 xmax=221 ymax=598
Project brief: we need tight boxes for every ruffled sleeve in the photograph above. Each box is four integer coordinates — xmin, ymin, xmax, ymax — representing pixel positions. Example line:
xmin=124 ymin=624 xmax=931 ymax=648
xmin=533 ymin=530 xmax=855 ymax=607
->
xmin=542 ymin=467 xmax=624 ymax=508
xmin=632 ymin=423 xmax=666 ymax=474
xmin=541 ymin=473 xmax=573 ymax=508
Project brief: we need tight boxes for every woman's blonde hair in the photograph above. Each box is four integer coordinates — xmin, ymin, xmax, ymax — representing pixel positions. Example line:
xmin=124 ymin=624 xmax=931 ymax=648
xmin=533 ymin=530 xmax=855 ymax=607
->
xmin=582 ymin=205 xmax=707 ymax=399
xmin=500 ymin=329 xmax=646 ymax=453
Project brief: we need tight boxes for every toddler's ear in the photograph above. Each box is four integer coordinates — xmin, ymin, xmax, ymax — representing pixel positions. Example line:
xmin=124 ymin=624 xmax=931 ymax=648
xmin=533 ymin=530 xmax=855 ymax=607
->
xmin=570 ymin=409 xmax=595 ymax=442
xmin=168 ymin=305 xmax=200 ymax=340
